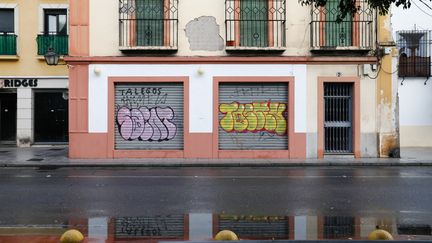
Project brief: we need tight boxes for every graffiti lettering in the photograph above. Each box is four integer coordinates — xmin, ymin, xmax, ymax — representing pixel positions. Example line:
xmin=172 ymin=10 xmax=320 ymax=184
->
xmin=116 ymin=106 xmax=177 ymax=142
xmin=219 ymin=102 xmax=287 ymax=135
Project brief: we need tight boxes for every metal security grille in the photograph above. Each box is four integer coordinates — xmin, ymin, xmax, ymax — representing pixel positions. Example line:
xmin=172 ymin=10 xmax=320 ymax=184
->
xmin=225 ymin=0 xmax=286 ymax=48
xmin=324 ymin=83 xmax=353 ymax=154
xmin=324 ymin=216 xmax=355 ymax=239
xmin=119 ymin=0 xmax=178 ymax=48
xmin=115 ymin=215 xmax=184 ymax=238
xmin=219 ymin=83 xmax=288 ymax=150
xmin=114 ymin=83 xmax=183 ymax=150
xmin=218 ymin=215 xmax=289 ymax=239
xmin=310 ymin=0 xmax=376 ymax=49
xmin=396 ymin=30 xmax=432 ymax=78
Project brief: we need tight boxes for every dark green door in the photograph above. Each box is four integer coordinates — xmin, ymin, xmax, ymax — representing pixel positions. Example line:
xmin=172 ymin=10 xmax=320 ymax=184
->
xmin=34 ymin=91 xmax=68 ymax=143
xmin=0 ymin=93 xmax=16 ymax=143
xmin=136 ymin=0 xmax=164 ymax=46
xmin=240 ymin=0 xmax=268 ymax=47
xmin=325 ymin=0 xmax=352 ymax=47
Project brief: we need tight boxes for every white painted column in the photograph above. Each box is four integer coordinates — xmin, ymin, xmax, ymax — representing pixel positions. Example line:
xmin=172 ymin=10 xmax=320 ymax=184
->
xmin=16 ymin=88 xmax=32 ymax=147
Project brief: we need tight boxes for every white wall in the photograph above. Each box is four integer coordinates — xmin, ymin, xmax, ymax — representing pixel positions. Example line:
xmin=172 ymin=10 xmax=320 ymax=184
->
xmin=392 ymin=4 xmax=432 ymax=147
xmin=88 ymin=64 xmax=307 ymax=134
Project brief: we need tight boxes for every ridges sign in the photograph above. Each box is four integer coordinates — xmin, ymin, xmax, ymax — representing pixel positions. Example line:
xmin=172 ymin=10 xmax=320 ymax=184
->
xmin=0 ymin=79 xmax=38 ymax=88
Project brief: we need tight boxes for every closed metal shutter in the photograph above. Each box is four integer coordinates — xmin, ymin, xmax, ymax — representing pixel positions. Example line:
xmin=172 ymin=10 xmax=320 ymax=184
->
xmin=218 ymin=215 xmax=289 ymax=239
xmin=218 ymin=83 xmax=288 ymax=150
xmin=115 ymin=215 xmax=185 ymax=238
xmin=114 ymin=83 xmax=183 ymax=150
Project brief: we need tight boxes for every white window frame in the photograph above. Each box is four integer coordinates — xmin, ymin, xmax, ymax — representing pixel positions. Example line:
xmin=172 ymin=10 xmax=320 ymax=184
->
xmin=38 ymin=4 xmax=69 ymax=35
xmin=0 ymin=4 xmax=19 ymax=34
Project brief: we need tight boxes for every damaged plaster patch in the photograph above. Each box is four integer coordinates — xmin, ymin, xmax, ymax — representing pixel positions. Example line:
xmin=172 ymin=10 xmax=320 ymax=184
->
xmin=185 ymin=16 xmax=224 ymax=51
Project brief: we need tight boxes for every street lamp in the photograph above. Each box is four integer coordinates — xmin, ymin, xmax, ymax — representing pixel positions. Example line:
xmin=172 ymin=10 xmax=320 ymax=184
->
xmin=44 ymin=48 xmax=60 ymax=66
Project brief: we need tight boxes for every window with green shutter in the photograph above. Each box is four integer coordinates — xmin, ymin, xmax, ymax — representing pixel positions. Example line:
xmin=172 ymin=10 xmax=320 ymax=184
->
xmin=136 ymin=0 xmax=164 ymax=46
xmin=325 ymin=0 xmax=352 ymax=47
xmin=240 ymin=0 xmax=268 ymax=47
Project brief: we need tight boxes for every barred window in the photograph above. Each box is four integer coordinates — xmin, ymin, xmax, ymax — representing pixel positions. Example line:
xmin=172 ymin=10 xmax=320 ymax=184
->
xmin=119 ymin=0 xmax=178 ymax=49
xmin=397 ymin=30 xmax=432 ymax=77
xmin=225 ymin=0 xmax=285 ymax=49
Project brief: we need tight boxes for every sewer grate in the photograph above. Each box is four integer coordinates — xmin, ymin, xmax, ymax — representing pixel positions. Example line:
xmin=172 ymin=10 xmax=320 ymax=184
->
xmin=0 ymin=151 xmax=9 ymax=153
xmin=49 ymin=148 xmax=64 ymax=151
xmin=26 ymin=158 xmax=44 ymax=162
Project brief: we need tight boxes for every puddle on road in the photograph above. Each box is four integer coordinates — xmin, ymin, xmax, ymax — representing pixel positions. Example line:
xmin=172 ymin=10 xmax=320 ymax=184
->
xmin=0 ymin=214 xmax=431 ymax=242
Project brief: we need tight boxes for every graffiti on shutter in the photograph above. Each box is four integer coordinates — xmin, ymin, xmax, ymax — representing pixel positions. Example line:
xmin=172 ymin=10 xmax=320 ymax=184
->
xmin=218 ymin=83 xmax=288 ymax=150
xmin=114 ymin=83 xmax=183 ymax=150
xmin=115 ymin=215 xmax=185 ymax=239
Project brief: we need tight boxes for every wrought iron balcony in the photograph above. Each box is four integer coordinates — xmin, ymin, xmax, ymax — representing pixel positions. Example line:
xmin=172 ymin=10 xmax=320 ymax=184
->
xmin=225 ymin=0 xmax=286 ymax=50
xmin=119 ymin=0 xmax=178 ymax=51
xmin=36 ymin=34 xmax=69 ymax=56
xmin=397 ymin=30 xmax=432 ymax=78
xmin=310 ymin=0 xmax=376 ymax=51
xmin=0 ymin=33 xmax=17 ymax=55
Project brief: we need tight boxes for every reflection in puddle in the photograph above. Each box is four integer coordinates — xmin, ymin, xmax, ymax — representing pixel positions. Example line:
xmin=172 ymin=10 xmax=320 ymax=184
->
xmin=0 ymin=214 xmax=431 ymax=242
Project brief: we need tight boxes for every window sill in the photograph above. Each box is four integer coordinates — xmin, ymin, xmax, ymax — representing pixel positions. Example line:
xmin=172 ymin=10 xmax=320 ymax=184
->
xmin=120 ymin=46 xmax=178 ymax=51
xmin=311 ymin=46 xmax=373 ymax=51
xmin=226 ymin=46 xmax=286 ymax=51
xmin=0 ymin=55 xmax=19 ymax=60
xmin=36 ymin=56 xmax=65 ymax=60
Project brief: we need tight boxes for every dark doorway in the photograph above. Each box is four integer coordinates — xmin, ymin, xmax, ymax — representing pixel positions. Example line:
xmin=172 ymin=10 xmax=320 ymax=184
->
xmin=34 ymin=91 xmax=68 ymax=143
xmin=0 ymin=92 xmax=17 ymax=143
xmin=324 ymin=83 xmax=353 ymax=154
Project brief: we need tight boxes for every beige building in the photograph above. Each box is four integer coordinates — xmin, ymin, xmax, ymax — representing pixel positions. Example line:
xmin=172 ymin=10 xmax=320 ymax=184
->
xmin=66 ymin=0 xmax=398 ymax=159
xmin=0 ymin=0 xmax=68 ymax=146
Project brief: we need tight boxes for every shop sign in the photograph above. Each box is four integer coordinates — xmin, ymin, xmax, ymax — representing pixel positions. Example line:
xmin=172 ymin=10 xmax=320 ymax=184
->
xmin=0 ymin=79 xmax=38 ymax=88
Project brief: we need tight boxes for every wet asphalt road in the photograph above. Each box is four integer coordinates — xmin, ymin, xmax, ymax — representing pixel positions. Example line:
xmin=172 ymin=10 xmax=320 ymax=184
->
xmin=0 ymin=166 xmax=432 ymax=224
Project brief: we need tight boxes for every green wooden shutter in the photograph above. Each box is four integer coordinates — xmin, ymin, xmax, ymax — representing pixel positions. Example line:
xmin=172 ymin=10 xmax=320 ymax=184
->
xmin=136 ymin=0 xmax=164 ymax=46
xmin=240 ymin=0 xmax=268 ymax=47
xmin=325 ymin=0 xmax=352 ymax=47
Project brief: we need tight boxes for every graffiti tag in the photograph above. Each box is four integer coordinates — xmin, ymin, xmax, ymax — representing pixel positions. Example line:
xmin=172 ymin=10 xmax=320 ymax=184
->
xmin=219 ymin=101 xmax=287 ymax=135
xmin=116 ymin=106 xmax=177 ymax=142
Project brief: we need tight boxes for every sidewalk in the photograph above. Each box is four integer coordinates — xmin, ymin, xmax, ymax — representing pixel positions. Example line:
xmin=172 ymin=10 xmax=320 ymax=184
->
xmin=0 ymin=146 xmax=432 ymax=167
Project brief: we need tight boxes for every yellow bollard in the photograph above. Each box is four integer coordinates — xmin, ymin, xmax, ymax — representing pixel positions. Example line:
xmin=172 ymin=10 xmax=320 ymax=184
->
xmin=60 ymin=229 xmax=84 ymax=243
xmin=214 ymin=230 xmax=239 ymax=241
xmin=368 ymin=229 xmax=394 ymax=240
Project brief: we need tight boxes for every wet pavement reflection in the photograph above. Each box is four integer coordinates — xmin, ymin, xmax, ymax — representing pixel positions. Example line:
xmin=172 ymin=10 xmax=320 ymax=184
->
xmin=1 ymin=213 xmax=432 ymax=242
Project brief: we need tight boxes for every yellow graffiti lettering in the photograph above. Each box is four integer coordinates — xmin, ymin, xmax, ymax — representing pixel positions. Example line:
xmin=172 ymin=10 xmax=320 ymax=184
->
xmin=219 ymin=101 xmax=287 ymax=136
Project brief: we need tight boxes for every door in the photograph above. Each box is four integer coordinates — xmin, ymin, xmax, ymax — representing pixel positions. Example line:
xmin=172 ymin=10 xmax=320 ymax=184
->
xmin=136 ymin=0 xmax=164 ymax=46
xmin=34 ymin=91 xmax=68 ymax=143
xmin=114 ymin=83 xmax=184 ymax=150
xmin=240 ymin=0 xmax=268 ymax=47
xmin=325 ymin=0 xmax=352 ymax=47
xmin=324 ymin=83 xmax=353 ymax=154
xmin=0 ymin=92 xmax=16 ymax=143
xmin=219 ymin=83 xmax=288 ymax=150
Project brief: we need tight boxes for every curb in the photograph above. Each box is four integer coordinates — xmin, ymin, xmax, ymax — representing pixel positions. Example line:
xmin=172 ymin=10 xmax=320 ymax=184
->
xmin=2 ymin=162 xmax=432 ymax=168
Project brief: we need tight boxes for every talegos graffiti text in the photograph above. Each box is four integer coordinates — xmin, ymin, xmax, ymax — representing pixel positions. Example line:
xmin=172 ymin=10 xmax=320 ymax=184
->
xmin=219 ymin=101 xmax=287 ymax=135
xmin=116 ymin=106 xmax=177 ymax=142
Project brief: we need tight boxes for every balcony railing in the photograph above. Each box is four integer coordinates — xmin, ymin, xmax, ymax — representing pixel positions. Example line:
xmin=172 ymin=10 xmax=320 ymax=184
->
xmin=397 ymin=30 xmax=432 ymax=77
xmin=119 ymin=0 xmax=178 ymax=50
xmin=0 ymin=33 xmax=17 ymax=55
xmin=310 ymin=0 xmax=376 ymax=51
xmin=36 ymin=34 xmax=69 ymax=55
xmin=225 ymin=0 xmax=286 ymax=50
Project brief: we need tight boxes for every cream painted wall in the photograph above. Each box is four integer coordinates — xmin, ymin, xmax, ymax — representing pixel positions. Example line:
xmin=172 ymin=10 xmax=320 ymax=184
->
xmin=89 ymin=0 xmax=313 ymax=56
xmin=0 ymin=0 xmax=68 ymax=77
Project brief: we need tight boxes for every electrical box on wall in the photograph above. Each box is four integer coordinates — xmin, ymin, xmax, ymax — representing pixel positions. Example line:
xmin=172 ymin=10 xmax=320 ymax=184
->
xmin=362 ymin=64 xmax=377 ymax=76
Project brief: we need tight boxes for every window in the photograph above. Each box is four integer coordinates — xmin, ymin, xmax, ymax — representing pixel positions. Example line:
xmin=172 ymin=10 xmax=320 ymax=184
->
xmin=119 ymin=0 xmax=178 ymax=49
xmin=0 ymin=9 xmax=14 ymax=34
xmin=225 ymin=0 xmax=285 ymax=49
xmin=44 ymin=9 xmax=67 ymax=35
xmin=0 ymin=8 xmax=16 ymax=55
xmin=310 ymin=0 xmax=376 ymax=50
xmin=36 ymin=8 xmax=68 ymax=55
xmin=397 ymin=30 xmax=432 ymax=77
